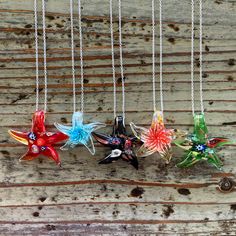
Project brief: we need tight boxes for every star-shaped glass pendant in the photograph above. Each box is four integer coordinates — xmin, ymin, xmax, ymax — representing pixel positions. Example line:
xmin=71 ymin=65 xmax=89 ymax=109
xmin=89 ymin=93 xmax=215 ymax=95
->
xmin=54 ymin=112 xmax=105 ymax=154
xmin=8 ymin=110 xmax=68 ymax=166
xmin=174 ymin=113 xmax=233 ymax=169
xmin=130 ymin=110 xmax=186 ymax=163
xmin=92 ymin=116 xmax=139 ymax=169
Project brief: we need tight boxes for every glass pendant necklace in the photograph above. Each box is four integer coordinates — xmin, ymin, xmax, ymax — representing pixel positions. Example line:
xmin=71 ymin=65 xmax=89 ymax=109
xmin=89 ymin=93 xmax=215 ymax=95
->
xmin=130 ymin=0 xmax=186 ymax=164
xmin=54 ymin=0 xmax=104 ymax=154
xmin=92 ymin=0 xmax=139 ymax=169
xmin=8 ymin=0 xmax=68 ymax=166
xmin=174 ymin=0 xmax=233 ymax=169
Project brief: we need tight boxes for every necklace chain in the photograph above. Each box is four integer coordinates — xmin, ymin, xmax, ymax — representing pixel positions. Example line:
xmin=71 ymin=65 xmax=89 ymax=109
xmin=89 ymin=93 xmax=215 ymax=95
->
xmin=110 ymin=0 xmax=117 ymax=119
xmin=69 ymin=0 xmax=84 ymax=113
xmin=152 ymin=0 xmax=164 ymax=114
xmin=70 ymin=0 xmax=76 ymax=113
xmin=191 ymin=0 xmax=195 ymax=115
xmin=152 ymin=0 xmax=156 ymax=112
xmin=34 ymin=0 xmax=48 ymax=112
xmin=34 ymin=0 xmax=39 ymax=111
xmin=110 ymin=0 xmax=125 ymax=120
xmin=42 ymin=0 xmax=48 ymax=112
xmin=118 ymin=0 xmax=125 ymax=120
xmin=191 ymin=0 xmax=204 ymax=115
xmin=78 ymin=0 xmax=84 ymax=114
xmin=199 ymin=0 xmax=204 ymax=114
xmin=159 ymin=0 xmax=163 ymax=114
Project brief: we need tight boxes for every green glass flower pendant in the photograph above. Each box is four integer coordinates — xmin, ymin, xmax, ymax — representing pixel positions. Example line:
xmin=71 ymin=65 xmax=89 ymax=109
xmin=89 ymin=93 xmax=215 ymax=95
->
xmin=175 ymin=113 xmax=233 ymax=170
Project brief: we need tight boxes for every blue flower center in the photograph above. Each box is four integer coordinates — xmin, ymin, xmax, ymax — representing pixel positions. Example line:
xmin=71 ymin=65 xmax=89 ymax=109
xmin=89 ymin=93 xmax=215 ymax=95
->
xmin=109 ymin=137 xmax=121 ymax=145
xmin=193 ymin=143 xmax=207 ymax=152
xmin=28 ymin=132 xmax=37 ymax=141
xmin=70 ymin=127 xmax=90 ymax=144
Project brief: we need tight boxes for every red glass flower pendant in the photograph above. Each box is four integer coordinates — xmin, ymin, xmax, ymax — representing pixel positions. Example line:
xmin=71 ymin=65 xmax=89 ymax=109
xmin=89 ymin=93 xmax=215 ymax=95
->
xmin=8 ymin=110 xmax=68 ymax=166
xmin=130 ymin=111 xmax=176 ymax=163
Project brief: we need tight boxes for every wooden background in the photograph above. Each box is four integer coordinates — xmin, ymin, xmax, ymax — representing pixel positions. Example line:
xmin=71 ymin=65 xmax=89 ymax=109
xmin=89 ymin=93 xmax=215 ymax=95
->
xmin=0 ymin=0 xmax=236 ymax=235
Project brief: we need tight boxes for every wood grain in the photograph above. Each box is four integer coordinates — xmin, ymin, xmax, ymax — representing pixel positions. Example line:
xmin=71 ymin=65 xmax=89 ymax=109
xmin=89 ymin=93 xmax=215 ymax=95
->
xmin=0 ymin=0 xmax=236 ymax=235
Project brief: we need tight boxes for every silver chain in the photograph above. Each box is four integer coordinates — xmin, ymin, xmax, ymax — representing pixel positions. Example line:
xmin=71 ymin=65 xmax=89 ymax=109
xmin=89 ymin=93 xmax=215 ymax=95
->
xmin=34 ymin=0 xmax=39 ymax=111
xmin=159 ymin=0 xmax=163 ymax=114
xmin=151 ymin=0 xmax=156 ymax=112
xmin=78 ymin=0 xmax=84 ymax=113
xmin=151 ymin=0 xmax=164 ymax=114
xmin=191 ymin=0 xmax=204 ymax=115
xmin=42 ymin=0 xmax=48 ymax=112
xmin=118 ymin=0 xmax=125 ymax=120
xmin=110 ymin=0 xmax=117 ymax=119
xmin=191 ymin=0 xmax=195 ymax=116
xmin=70 ymin=0 xmax=76 ymax=113
xmin=199 ymin=0 xmax=204 ymax=114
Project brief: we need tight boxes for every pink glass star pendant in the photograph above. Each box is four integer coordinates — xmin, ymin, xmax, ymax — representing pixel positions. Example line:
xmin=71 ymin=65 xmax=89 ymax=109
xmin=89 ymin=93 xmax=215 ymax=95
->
xmin=130 ymin=111 xmax=175 ymax=163
xmin=8 ymin=110 xmax=68 ymax=166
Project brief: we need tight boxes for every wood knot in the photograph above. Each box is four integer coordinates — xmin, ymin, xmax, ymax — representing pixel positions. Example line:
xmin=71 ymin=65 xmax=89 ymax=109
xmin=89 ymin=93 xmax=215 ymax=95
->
xmin=218 ymin=177 xmax=234 ymax=193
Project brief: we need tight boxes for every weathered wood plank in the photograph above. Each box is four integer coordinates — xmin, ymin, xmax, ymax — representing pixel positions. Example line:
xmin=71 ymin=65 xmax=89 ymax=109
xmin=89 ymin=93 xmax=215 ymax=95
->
xmin=0 ymin=182 xmax=236 ymax=207
xmin=1 ymin=0 xmax=236 ymax=25
xmin=0 ymin=146 xmax=235 ymax=184
xmin=0 ymin=221 xmax=236 ymax=236
xmin=0 ymin=202 xmax=235 ymax=222
xmin=0 ymin=0 xmax=236 ymax=234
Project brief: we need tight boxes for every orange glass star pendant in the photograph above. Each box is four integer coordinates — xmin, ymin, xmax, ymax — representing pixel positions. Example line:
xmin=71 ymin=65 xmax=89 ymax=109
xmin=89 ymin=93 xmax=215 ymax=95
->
xmin=8 ymin=110 xmax=68 ymax=166
xmin=130 ymin=111 xmax=185 ymax=163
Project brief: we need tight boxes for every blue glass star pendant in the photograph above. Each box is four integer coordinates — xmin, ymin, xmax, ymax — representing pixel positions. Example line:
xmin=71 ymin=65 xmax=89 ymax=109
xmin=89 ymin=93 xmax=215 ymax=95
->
xmin=54 ymin=112 xmax=105 ymax=154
